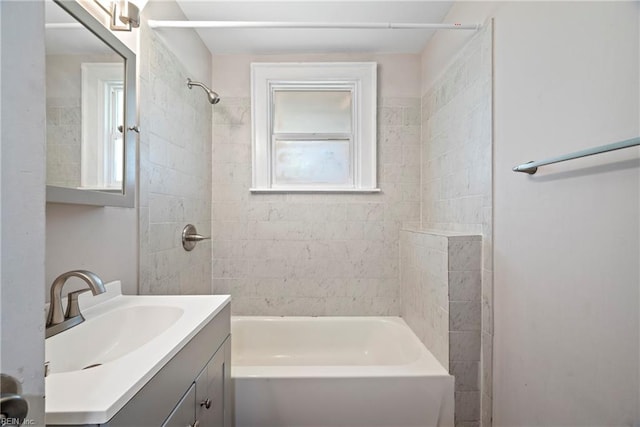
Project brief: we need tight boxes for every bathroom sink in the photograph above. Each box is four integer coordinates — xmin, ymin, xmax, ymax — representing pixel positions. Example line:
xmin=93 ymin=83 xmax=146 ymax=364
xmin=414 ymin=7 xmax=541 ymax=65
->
xmin=45 ymin=281 xmax=230 ymax=425
xmin=46 ymin=305 xmax=184 ymax=374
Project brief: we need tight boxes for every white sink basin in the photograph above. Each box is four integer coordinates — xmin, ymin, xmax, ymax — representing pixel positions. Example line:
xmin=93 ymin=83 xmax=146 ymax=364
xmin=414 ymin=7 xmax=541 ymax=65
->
xmin=46 ymin=305 xmax=184 ymax=374
xmin=45 ymin=281 xmax=230 ymax=425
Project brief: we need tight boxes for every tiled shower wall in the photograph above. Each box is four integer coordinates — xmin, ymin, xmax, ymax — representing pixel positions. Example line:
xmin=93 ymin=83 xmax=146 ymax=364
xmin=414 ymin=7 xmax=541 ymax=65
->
xmin=211 ymin=54 xmax=422 ymax=315
xmin=420 ymin=23 xmax=493 ymax=426
xmin=137 ymin=23 xmax=212 ymax=295
xmin=400 ymin=228 xmax=482 ymax=425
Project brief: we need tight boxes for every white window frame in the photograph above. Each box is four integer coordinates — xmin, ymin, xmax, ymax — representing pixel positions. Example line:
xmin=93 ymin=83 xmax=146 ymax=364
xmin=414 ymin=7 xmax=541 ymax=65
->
xmin=81 ymin=62 xmax=123 ymax=190
xmin=104 ymin=81 xmax=124 ymax=188
xmin=251 ymin=62 xmax=379 ymax=192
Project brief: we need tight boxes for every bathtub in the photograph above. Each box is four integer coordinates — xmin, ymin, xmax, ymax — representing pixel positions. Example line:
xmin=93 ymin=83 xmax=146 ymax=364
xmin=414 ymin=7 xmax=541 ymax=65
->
xmin=232 ymin=316 xmax=454 ymax=427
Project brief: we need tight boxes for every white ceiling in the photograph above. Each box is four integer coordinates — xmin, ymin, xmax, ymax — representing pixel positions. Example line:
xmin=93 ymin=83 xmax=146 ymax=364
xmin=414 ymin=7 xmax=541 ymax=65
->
xmin=172 ymin=1 xmax=455 ymax=54
xmin=45 ymin=0 xmax=115 ymax=55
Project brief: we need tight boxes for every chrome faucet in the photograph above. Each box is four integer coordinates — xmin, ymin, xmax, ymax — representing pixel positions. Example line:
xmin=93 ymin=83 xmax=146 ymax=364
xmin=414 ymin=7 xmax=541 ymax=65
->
xmin=46 ymin=270 xmax=106 ymax=338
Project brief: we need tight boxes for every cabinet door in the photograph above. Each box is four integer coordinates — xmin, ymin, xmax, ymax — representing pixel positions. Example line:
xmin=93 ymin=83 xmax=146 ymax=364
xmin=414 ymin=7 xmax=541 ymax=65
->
xmin=222 ymin=337 xmax=232 ymax=427
xmin=196 ymin=339 xmax=231 ymax=427
xmin=195 ymin=344 xmax=225 ymax=427
xmin=162 ymin=383 xmax=196 ymax=427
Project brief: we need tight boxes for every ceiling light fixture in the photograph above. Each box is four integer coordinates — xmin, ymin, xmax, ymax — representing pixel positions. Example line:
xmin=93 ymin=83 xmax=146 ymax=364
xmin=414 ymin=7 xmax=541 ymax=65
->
xmin=93 ymin=0 xmax=148 ymax=31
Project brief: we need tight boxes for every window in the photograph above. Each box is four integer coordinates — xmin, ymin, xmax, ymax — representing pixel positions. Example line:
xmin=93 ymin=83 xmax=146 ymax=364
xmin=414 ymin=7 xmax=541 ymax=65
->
xmin=251 ymin=62 xmax=379 ymax=192
xmin=81 ymin=62 xmax=124 ymax=190
xmin=105 ymin=81 xmax=124 ymax=188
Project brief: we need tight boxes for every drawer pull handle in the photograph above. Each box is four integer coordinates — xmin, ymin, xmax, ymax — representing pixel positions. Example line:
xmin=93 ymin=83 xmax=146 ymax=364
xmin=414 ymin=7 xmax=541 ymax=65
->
xmin=200 ymin=398 xmax=212 ymax=409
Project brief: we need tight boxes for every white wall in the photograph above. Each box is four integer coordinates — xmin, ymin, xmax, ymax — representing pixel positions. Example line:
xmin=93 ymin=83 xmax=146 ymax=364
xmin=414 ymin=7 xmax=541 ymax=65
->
xmin=426 ymin=2 xmax=640 ymax=425
xmin=213 ymin=53 xmax=420 ymax=99
xmin=46 ymin=204 xmax=138 ymax=295
xmin=493 ymin=3 xmax=639 ymax=424
xmin=0 ymin=1 xmax=46 ymax=423
xmin=46 ymin=203 xmax=137 ymax=296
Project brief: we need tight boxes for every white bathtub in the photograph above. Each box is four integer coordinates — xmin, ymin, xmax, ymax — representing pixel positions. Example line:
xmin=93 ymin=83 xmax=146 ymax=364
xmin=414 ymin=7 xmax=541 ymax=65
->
xmin=232 ymin=316 xmax=454 ymax=427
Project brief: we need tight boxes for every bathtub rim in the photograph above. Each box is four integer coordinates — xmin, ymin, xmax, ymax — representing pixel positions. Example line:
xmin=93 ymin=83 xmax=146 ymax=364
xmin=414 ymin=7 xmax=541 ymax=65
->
xmin=231 ymin=315 xmax=451 ymax=380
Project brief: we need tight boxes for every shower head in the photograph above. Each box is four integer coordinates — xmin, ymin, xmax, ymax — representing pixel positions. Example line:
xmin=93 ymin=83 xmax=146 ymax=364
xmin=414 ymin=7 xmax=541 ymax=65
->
xmin=186 ymin=78 xmax=221 ymax=105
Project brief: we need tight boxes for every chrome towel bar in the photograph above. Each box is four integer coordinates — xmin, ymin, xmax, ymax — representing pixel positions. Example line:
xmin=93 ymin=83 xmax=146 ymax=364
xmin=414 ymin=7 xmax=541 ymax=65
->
xmin=513 ymin=136 xmax=640 ymax=174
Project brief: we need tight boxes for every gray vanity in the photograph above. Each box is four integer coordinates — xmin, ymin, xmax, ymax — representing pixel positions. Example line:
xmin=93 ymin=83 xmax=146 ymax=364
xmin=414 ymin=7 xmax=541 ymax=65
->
xmin=104 ymin=305 xmax=232 ymax=427
xmin=44 ymin=282 xmax=232 ymax=427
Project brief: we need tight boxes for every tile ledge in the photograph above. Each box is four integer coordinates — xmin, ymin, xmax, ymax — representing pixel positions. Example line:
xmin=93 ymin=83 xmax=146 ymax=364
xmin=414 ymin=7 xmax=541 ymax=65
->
xmin=250 ymin=188 xmax=381 ymax=194
xmin=401 ymin=226 xmax=482 ymax=239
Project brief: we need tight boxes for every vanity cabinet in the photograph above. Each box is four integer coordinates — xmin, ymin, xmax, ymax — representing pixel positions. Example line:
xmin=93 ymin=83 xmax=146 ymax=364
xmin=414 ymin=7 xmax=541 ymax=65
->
xmin=195 ymin=344 xmax=226 ymax=427
xmin=84 ymin=303 xmax=232 ymax=427
xmin=162 ymin=384 xmax=196 ymax=427
xmin=162 ymin=337 xmax=231 ymax=427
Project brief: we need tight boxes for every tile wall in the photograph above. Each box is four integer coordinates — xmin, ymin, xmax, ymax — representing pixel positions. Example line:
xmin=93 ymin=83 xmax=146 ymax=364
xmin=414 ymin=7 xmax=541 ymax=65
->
xmin=210 ymin=47 xmax=493 ymax=421
xmin=400 ymin=228 xmax=482 ymax=425
xmin=420 ymin=23 xmax=493 ymax=427
xmin=137 ymin=23 xmax=213 ymax=295
xmin=46 ymin=94 xmax=80 ymax=187
xmin=211 ymin=88 xmax=421 ymax=315
xmin=134 ymin=42 xmax=428 ymax=315
xmin=400 ymin=229 xmax=450 ymax=366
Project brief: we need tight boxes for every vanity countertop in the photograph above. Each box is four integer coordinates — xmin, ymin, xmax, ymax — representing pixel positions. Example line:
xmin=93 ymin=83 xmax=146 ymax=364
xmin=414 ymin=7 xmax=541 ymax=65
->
xmin=45 ymin=282 xmax=230 ymax=425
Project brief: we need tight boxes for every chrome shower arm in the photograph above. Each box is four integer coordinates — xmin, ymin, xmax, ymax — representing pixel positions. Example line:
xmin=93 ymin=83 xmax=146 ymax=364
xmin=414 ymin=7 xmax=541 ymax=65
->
xmin=186 ymin=78 xmax=220 ymax=104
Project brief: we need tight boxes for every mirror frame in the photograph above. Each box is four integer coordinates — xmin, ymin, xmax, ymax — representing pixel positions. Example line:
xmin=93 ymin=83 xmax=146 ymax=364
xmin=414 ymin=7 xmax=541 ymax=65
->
xmin=47 ymin=0 xmax=136 ymax=208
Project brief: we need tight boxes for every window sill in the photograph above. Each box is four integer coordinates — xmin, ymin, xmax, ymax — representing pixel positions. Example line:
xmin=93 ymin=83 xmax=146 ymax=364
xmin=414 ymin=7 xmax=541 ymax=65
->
xmin=249 ymin=188 xmax=381 ymax=194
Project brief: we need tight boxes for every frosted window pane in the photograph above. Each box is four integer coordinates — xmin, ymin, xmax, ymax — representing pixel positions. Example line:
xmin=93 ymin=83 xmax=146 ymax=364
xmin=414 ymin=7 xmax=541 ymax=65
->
xmin=274 ymin=140 xmax=351 ymax=185
xmin=273 ymin=91 xmax=352 ymax=133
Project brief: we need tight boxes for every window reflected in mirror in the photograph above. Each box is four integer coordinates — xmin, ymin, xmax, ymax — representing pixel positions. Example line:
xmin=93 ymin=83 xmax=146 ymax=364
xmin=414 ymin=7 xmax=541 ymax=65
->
xmin=45 ymin=3 xmax=125 ymax=192
xmin=80 ymin=62 xmax=124 ymax=189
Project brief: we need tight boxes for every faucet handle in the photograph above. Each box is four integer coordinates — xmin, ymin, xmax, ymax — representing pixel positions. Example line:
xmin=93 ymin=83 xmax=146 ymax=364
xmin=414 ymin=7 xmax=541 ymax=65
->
xmin=64 ymin=289 xmax=90 ymax=319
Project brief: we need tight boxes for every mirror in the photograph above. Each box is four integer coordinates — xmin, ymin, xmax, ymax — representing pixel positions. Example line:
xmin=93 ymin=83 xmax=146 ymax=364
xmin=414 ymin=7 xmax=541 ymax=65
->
xmin=45 ymin=0 xmax=136 ymax=207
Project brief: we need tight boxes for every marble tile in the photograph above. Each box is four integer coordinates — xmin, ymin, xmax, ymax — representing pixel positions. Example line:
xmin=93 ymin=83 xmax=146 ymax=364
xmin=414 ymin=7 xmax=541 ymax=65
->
xmin=451 ymin=361 xmax=480 ymax=392
xmin=482 ymin=331 xmax=493 ymax=398
xmin=378 ymin=107 xmax=403 ymax=126
xmin=449 ymin=270 xmax=482 ymax=302
xmin=455 ymin=391 xmax=481 ymax=423
xmin=482 ymin=269 xmax=494 ymax=334
xmin=450 ymin=301 xmax=481 ymax=332
xmin=209 ymin=97 xmax=421 ymax=315
xmin=379 ymin=142 xmax=404 ymax=165
xmin=345 ymin=203 xmax=385 ymax=222
xmin=449 ymin=240 xmax=482 ymax=271
xmin=211 ymin=278 xmax=232 ymax=294
xmin=481 ymin=393 xmax=492 ymax=427
xmin=378 ymin=97 xmax=421 ymax=108
xmin=138 ymin=28 xmax=211 ymax=296
xmin=403 ymin=106 xmax=422 ymax=126
xmin=450 ymin=331 xmax=481 ymax=361
xmin=417 ymin=34 xmax=492 ymax=427
xmin=149 ymin=223 xmax=179 ymax=252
